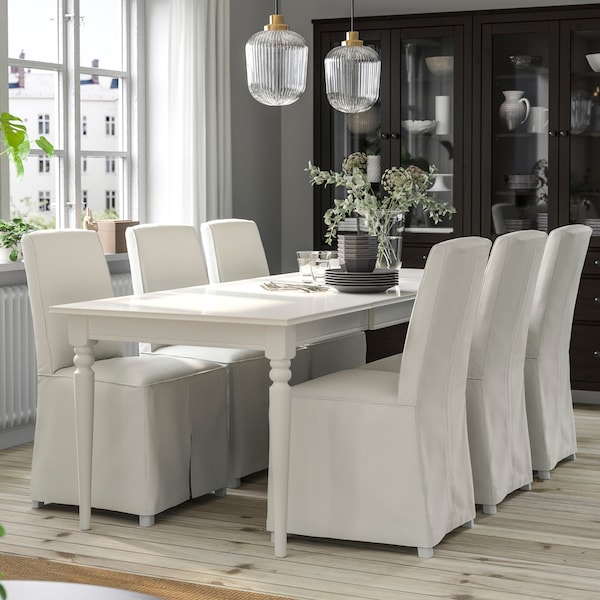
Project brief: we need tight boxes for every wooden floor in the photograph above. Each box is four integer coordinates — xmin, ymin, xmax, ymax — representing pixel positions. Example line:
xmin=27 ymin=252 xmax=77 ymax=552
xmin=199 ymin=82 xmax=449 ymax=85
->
xmin=1 ymin=404 xmax=599 ymax=600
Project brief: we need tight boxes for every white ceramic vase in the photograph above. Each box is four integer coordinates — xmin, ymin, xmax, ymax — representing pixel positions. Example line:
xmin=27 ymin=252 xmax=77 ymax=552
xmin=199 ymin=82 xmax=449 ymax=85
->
xmin=499 ymin=90 xmax=530 ymax=131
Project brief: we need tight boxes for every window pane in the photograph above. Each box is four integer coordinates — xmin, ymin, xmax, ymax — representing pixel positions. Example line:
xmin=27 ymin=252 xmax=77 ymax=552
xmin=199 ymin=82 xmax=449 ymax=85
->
xmin=8 ymin=0 xmax=59 ymax=63
xmin=80 ymin=0 xmax=124 ymax=71
xmin=80 ymin=76 xmax=124 ymax=151
xmin=81 ymin=156 xmax=123 ymax=219
xmin=10 ymin=155 xmax=58 ymax=229
xmin=9 ymin=68 xmax=58 ymax=145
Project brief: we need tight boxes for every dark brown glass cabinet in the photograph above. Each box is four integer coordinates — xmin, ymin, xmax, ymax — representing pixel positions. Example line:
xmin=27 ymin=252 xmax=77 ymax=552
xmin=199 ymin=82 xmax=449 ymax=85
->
xmin=313 ymin=4 xmax=600 ymax=393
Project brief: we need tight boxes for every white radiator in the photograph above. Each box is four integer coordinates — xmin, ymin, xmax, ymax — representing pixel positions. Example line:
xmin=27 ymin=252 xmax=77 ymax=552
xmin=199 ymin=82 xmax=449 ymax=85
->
xmin=0 ymin=273 xmax=135 ymax=445
xmin=0 ymin=285 xmax=37 ymax=432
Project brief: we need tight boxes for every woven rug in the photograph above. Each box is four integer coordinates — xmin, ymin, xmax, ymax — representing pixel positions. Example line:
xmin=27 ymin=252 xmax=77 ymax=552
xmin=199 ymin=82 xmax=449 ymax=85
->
xmin=0 ymin=553 xmax=294 ymax=600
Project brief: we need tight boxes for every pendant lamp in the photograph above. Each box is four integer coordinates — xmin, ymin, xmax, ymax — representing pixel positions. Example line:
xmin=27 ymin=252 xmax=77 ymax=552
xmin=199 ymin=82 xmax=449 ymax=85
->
xmin=245 ymin=1 xmax=308 ymax=106
xmin=324 ymin=0 xmax=381 ymax=114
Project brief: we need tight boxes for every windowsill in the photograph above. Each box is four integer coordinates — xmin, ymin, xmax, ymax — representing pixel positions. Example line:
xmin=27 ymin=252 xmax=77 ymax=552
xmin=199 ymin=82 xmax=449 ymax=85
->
xmin=0 ymin=252 xmax=130 ymax=286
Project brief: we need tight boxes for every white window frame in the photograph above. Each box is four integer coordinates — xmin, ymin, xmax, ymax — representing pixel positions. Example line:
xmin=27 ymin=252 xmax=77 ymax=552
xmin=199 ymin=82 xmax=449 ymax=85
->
xmin=0 ymin=0 xmax=144 ymax=227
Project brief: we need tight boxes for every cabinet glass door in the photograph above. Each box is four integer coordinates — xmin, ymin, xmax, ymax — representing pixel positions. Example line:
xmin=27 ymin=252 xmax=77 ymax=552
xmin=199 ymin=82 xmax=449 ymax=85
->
xmin=486 ymin=27 xmax=551 ymax=236
xmin=569 ymin=28 xmax=600 ymax=238
xmin=396 ymin=32 xmax=456 ymax=233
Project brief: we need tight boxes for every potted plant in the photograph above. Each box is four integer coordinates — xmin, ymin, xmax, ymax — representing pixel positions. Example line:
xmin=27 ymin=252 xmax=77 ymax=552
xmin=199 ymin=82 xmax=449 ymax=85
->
xmin=0 ymin=217 xmax=37 ymax=262
xmin=307 ymin=152 xmax=456 ymax=267
xmin=0 ymin=113 xmax=54 ymax=262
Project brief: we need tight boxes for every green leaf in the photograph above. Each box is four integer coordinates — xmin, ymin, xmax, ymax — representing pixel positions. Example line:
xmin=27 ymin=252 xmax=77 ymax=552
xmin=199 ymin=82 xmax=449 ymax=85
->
xmin=36 ymin=136 xmax=55 ymax=156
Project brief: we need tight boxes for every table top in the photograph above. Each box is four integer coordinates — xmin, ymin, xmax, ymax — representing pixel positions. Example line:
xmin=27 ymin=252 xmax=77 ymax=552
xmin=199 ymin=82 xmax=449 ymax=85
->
xmin=51 ymin=271 xmax=421 ymax=328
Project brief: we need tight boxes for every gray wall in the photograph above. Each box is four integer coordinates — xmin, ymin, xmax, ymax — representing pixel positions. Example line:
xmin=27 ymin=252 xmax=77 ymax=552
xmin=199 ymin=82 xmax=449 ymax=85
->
xmin=230 ymin=0 xmax=282 ymax=273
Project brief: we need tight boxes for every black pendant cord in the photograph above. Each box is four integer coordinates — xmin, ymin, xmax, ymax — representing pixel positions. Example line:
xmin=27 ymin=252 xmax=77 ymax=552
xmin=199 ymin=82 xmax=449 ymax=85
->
xmin=275 ymin=0 xmax=279 ymax=14
xmin=350 ymin=0 xmax=354 ymax=31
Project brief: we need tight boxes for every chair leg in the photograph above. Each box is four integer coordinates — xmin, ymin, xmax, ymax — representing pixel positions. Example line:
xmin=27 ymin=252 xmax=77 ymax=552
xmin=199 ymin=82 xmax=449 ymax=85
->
xmin=565 ymin=454 xmax=576 ymax=462
xmin=31 ymin=500 xmax=44 ymax=509
xmin=520 ymin=482 xmax=532 ymax=491
xmin=482 ymin=504 xmax=497 ymax=515
xmin=228 ymin=478 xmax=241 ymax=489
xmin=537 ymin=470 xmax=551 ymax=480
xmin=139 ymin=515 xmax=155 ymax=527
xmin=417 ymin=547 xmax=434 ymax=558
xmin=461 ymin=519 xmax=474 ymax=528
xmin=214 ymin=487 xmax=227 ymax=497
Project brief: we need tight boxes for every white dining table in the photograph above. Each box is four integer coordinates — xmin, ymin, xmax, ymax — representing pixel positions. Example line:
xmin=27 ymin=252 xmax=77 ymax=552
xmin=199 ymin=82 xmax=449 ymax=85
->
xmin=50 ymin=271 xmax=421 ymax=558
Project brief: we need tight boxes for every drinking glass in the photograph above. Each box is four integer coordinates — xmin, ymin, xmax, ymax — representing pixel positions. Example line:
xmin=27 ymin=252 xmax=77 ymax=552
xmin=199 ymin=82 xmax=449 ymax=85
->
xmin=296 ymin=251 xmax=317 ymax=282
xmin=309 ymin=251 xmax=337 ymax=282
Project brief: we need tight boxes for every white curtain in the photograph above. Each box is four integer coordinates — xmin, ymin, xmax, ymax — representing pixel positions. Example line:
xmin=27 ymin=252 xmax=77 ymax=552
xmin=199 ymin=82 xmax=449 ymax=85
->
xmin=168 ymin=0 xmax=232 ymax=228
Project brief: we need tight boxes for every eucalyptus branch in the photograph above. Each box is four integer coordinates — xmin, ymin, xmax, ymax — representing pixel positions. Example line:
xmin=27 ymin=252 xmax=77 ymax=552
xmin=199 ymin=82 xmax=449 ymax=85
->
xmin=308 ymin=152 xmax=456 ymax=244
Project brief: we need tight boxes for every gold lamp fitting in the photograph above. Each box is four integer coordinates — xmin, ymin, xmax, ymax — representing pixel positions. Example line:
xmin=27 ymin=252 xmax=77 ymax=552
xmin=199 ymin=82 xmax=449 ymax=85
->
xmin=265 ymin=14 xmax=290 ymax=31
xmin=342 ymin=31 xmax=364 ymax=47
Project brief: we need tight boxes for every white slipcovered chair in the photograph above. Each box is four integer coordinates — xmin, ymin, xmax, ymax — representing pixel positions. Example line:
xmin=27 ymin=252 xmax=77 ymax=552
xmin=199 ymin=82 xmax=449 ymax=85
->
xmin=200 ymin=218 xmax=367 ymax=379
xmin=524 ymin=224 xmax=592 ymax=479
xmin=126 ymin=223 xmax=290 ymax=488
xmin=466 ymin=230 xmax=547 ymax=514
xmin=22 ymin=230 xmax=229 ymax=526
xmin=273 ymin=237 xmax=491 ymax=558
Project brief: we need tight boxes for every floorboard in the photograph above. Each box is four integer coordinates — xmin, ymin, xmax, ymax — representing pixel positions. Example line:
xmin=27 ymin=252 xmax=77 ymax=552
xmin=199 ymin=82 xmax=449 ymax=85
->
xmin=1 ymin=404 xmax=599 ymax=600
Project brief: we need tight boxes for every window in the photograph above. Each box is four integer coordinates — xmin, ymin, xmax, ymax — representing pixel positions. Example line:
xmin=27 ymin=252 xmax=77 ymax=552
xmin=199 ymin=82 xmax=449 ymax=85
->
xmin=38 ymin=157 xmax=50 ymax=173
xmin=38 ymin=191 xmax=51 ymax=212
xmin=38 ymin=114 xmax=50 ymax=135
xmin=106 ymin=190 xmax=116 ymax=210
xmin=105 ymin=116 xmax=116 ymax=136
xmin=2 ymin=0 xmax=141 ymax=228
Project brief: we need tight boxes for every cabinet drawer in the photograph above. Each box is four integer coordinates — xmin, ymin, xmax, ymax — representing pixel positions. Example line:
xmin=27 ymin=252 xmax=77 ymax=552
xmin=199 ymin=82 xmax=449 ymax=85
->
xmin=583 ymin=251 xmax=600 ymax=277
xmin=574 ymin=279 xmax=600 ymax=322
xmin=570 ymin=325 xmax=600 ymax=385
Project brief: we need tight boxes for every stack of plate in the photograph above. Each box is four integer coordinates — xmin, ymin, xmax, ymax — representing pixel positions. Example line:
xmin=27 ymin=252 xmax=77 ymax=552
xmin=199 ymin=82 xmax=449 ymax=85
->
xmin=503 ymin=218 xmax=529 ymax=233
xmin=325 ymin=268 xmax=398 ymax=293
xmin=505 ymin=174 xmax=538 ymax=191
xmin=583 ymin=218 xmax=600 ymax=235
xmin=536 ymin=213 xmax=548 ymax=231
xmin=337 ymin=234 xmax=378 ymax=272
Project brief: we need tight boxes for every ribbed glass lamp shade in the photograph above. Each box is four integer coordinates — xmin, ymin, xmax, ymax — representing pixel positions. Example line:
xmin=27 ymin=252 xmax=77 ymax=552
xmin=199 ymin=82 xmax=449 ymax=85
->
xmin=245 ymin=16 xmax=308 ymax=107
xmin=325 ymin=33 xmax=381 ymax=114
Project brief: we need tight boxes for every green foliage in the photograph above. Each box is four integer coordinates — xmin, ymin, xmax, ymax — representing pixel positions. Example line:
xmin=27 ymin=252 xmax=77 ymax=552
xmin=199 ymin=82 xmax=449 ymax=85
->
xmin=0 ymin=217 xmax=38 ymax=261
xmin=0 ymin=112 xmax=54 ymax=179
xmin=94 ymin=208 xmax=119 ymax=220
xmin=307 ymin=151 xmax=456 ymax=246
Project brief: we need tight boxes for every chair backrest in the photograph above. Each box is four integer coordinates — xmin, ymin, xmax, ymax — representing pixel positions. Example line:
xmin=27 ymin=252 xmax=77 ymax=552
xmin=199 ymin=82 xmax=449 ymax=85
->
xmin=399 ymin=237 xmax=491 ymax=408
xmin=22 ymin=230 xmax=122 ymax=375
xmin=526 ymin=224 xmax=592 ymax=363
xmin=200 ymin=218 xmax=270 ymax=283
xmin=468 ymin=230 xmax=547 ymax=383
xmin=126 ymin=224 xmax=209 ymax=293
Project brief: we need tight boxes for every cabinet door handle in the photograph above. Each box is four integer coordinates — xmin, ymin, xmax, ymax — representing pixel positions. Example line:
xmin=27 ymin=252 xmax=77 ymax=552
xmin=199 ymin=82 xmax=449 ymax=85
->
xmin=559 ymin=130 xmax=570 ymax=137
xmin=595 ymin=259 xmax=599 ymax=267
xmin=548 ymin=130 xmax=558 ymax=137
xmin=594 ymin=351 xmax=600 ymax=359
xmin=391 ymin=132 xmax=400 ymax=139
xmin=380 ymin=132 xmax=390 ymax=140
xmin=595 ymin=297 xmax=600 ymax=304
